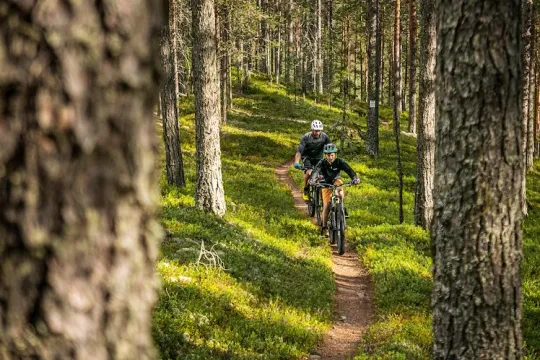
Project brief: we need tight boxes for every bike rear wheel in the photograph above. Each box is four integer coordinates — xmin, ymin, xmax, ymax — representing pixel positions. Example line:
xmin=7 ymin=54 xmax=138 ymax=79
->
xmin=307 ymin=186 xmax=316 ymax=217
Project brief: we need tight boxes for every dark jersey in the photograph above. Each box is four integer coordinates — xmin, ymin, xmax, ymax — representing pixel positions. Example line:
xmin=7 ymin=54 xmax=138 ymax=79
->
xmin=311 ymin=158 xmax=357 ymax=184
xmin=297 ymin=132 xmax=331 ymax=161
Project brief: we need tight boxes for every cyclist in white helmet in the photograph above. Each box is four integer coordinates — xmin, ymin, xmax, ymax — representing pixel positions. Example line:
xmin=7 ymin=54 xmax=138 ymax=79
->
xmin=294 ymin=120 xmax=331 ymax=201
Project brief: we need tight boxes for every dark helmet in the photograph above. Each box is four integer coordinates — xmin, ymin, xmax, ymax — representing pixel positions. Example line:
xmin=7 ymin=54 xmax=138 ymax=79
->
xmin=323 ymin=143 xmax=338 ymax=153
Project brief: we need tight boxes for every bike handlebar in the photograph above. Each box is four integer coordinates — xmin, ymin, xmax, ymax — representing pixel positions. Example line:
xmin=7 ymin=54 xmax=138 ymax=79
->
xmin=315 ymin=181 xmax=356 ymax=188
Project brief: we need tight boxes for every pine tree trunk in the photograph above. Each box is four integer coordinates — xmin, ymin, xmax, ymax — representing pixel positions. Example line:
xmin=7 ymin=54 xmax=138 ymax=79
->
xmin=366 ymin=0 xmax=381 ymax=157
xmin=391 ymin=0 xmax=402 ymax=115
xmin=387 ymin=35 xmax=392 ymax=106
xmin=353 ymin=32 xmax=358 ymax=99
xmin=161 ymin=20 xmax=186 ymax=187
xmin=276 ymin=1 xmax=282 ymax=85
xmin=432 ymin=1 xmax=524 ymax=358
xmin=380 ymin=14 xmax=385 ymax=105
xmin=522 ymin=0 xmax=533 ymax=216
xmin=192 ymin=0 xmax=227 ymax=217
xmin=171 ymin=0 xmax=181 ymax=103
xmin=227 ymin=9 xmax=233 ymax=107
xmin=414 ymin=0 xmax=436 ymax=230
xmin=218 ymin=6 xmax=228 ymax=124
xmin=535 ymin=38 xmax=540 ymax=157
xmin=393 ymin=0 xmax=404 ymax=224
xmin=359 ymin=39 xmax=365 ymax=101
xmin=316 ymin=0 xmax=323 ymax=95
xmin=0 ymin=2 xmax=163 ymax=358
xmin=285 ymin=0 xmax=293 ymax=84
xmin=408 ymin=0 xmax=417 ymax=133
xmin=328 ymin=0 xmax=334 ymax=107
xmin=527 ymin=19 xmax=535 ymax=168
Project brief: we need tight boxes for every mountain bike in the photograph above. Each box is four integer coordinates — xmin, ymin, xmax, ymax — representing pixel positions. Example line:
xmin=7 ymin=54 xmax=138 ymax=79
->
xmin=316 ymin=182 xmax=354 ymax=255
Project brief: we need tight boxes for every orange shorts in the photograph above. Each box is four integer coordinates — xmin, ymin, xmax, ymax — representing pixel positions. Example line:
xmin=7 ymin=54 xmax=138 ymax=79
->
xmin=321 ymin=179 xmax=344 ymax=205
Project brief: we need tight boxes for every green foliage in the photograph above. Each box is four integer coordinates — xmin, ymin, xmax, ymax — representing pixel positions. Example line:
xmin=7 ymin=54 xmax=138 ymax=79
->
xmin=524 ymin=165 xmax=540 ymax=359
xmin=155 ymin=73 xmax=540 ymax=359
xmin=154 ymin=76 xmax=338 ymax=359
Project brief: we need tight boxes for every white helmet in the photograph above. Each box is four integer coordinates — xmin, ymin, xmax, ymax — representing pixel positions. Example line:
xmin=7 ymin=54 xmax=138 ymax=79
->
xmin=311 ymin=120 xmax=323 ymax=131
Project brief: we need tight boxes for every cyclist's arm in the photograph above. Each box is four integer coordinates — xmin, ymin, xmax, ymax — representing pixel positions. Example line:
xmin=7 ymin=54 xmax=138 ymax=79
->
xmin=294 ymin=151 xmax=302 ymax=164
xmin=296 ymin=134 xmax=308 ymax=163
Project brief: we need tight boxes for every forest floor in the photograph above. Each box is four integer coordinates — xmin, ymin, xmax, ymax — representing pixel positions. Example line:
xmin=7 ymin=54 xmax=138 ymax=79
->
xmin=152 ymin=75 xmax=540 ymax=359
xmin=275 ymin=159 xmax=374 ymax=360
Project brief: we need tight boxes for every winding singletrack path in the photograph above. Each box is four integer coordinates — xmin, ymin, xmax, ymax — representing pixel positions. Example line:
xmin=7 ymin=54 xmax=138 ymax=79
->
xmin=275 ymin=159 xmax=374 ymax=360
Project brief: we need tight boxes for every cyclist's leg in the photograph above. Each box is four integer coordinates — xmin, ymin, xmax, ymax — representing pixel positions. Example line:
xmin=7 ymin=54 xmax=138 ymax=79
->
xmin=333 ymin=178 xmax=344 ymax=199
xmin=333 ymin=178 xmax=347 ymax=217
xmin=302 ymin=158 xmax=314 ymax=191
xmin=321 ymin=187 xmax=332 ymax=229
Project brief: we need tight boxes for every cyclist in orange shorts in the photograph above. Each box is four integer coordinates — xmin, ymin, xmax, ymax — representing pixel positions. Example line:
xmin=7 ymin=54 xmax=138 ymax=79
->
xmin=310 ymin=143 xmax=359 ymax=236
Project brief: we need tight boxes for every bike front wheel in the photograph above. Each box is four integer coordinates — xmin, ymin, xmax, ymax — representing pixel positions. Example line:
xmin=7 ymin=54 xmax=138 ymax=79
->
xmin=336 ymin=205 xmax=346 ymax=255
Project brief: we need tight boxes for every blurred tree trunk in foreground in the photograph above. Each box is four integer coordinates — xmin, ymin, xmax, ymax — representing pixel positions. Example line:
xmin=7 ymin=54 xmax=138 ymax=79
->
xmin=0 ymin=1 xmax=163 ymax=358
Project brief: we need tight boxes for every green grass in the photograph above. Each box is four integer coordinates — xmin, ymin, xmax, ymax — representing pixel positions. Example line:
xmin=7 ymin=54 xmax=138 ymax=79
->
xmin=153 ymin=76 xmax=346 ymax=359
xmin=152 ymin=73 xmax=540 ymax=359
xmin=524 ymin=165 xmax=540 ymax=359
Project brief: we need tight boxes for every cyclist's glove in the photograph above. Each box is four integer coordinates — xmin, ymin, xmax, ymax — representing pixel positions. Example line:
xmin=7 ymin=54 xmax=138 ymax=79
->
xmin=352 ymin=176 xmax=360 ymax=185
xmin=294 ymin=162 xmax=302 ymax=169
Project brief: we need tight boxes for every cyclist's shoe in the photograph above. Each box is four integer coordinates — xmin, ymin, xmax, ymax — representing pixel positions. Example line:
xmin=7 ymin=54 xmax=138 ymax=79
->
xmin=344 ymin=207 xmax=349 ymax=218
xmin=320 ymin=226 xmax=329 ymax=238
xmin=302 ymin=187 xmax=309 ymax=202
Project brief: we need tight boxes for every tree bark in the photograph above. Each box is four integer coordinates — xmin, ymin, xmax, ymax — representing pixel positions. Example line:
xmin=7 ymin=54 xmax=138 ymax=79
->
xmin=414 ymin=0 xmax=436 ymax=230
xmin=366 ymin=0 xmax=381 ymax=157
xmin=218 ymin=5 xmax=228 ymax=124
xmin=315 ymin=0 xmax=323 ymax=95
xmin=171 ymin=0 xmax=181 ymax=103
xmin=285 ymin=0 xmax=293 ymax=84
xmin=535 ymin=33 xmax=540 ymax=157
xmin=161 ymin=16 xmax=186 ymax=187
xmin=522 ymin=0 xmax=532 ymax=215
xmin=0 ymin=1 xmax=163 ymax=358
xmin=393 ymin=0 xmax=404 ymax=224
xmin=526 ymin=17 xmax=535 ymax=168
xmin=192 ymin=0 xmax=227 ymax=217
xmin=432 ymin=1 xmax=524 ymax=358
xmin=393 ymin=1 xmax=402 ymax=116
xmin=408 ymin=0 xmax=417 ymax=133
xmin=328 ymin=0 xmax=334 ymax=107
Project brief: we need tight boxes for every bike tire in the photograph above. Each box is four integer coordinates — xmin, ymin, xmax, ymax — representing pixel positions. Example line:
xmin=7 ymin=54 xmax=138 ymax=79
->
xmin=329 ymin=210 xmax=337 ymax=244
xmin=336 ymin=205 xmax=346 ymax=255
xmin=315 ymin=188 xmax=323 ymax=226
xmin=308 ymin=187 xmax=316 ymax=217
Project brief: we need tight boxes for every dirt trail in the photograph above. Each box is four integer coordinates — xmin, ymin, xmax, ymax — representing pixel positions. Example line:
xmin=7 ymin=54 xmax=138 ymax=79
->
xmin=275 ymin=160 xmax=374 ymax=360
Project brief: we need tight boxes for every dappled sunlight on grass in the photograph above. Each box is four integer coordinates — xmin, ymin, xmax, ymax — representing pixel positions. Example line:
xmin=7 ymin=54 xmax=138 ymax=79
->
xmin=153 ymin=262 xmax=328 ymax=359
xmin=354 ymin=314 xmax=432 ymax=360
